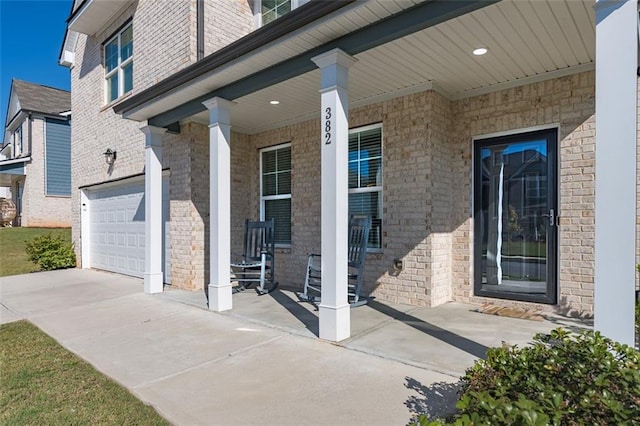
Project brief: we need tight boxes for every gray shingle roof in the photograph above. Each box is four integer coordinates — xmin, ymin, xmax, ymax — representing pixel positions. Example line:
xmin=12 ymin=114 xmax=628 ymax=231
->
xmin=12 ymin=79 xmax=71 ymax=116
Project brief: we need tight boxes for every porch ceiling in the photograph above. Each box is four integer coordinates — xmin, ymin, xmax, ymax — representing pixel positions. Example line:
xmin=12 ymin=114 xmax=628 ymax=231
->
xmin=188 ymin=0 xmax=595 ymax=134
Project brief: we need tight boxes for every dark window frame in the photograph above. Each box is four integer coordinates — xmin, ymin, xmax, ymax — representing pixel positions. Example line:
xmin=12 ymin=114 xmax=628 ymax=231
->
xmin=473 ymin=128 xmax=558 ymax=305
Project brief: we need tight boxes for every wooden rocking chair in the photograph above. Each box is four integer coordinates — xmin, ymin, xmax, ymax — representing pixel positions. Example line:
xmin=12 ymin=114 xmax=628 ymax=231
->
xmin=231 ymin=219 xmax=277 ymax=295
xmin=297 ymin=215 xmax=371 ymax=307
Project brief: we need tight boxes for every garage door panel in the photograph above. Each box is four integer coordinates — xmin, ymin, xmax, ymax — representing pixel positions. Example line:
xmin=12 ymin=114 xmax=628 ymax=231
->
xmin=88 ymin=177 xmax=170 ymax=283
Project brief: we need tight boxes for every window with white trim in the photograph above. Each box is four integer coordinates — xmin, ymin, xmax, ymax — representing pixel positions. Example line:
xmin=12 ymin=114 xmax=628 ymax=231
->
xmin=104 ymin=23 xmax=133 ymax=103
xmin=13 ymin=126 xmax=23 ymax=157
xmin=255 ymin=0 xmax=308 ymax=27
xmin=349 ymin=124 xmax=383 ymax=250
xmin=260 ymin=143 xmax=292 ymax=245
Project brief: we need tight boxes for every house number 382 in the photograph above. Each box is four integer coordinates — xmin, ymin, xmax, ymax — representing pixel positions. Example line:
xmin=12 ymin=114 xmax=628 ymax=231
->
xmin=324 ymin=107 xmax=332 ymax=144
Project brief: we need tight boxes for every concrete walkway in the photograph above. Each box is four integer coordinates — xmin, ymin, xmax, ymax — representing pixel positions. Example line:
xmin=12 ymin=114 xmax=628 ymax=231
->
xmin=0 ymin=269 xmax=589 ymax=425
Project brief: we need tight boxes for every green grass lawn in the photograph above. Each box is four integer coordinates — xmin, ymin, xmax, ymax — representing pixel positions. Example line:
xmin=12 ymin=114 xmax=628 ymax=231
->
xmin=0 ymin=320 xmax=170 ymax=425
xmin=0 ymin=227 xmax=72 ymax=277
xmin=496 ymin=241 xmax=547 ymax=258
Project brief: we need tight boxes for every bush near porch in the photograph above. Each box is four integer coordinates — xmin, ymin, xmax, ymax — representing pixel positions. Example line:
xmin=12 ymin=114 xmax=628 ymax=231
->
xmin=418 ymin=328 xmax=640 ymax=426
xmin=0 ymin=227 xmax=72 ymax=277
xmin=24 ymin=233 xmax=76 ymax=271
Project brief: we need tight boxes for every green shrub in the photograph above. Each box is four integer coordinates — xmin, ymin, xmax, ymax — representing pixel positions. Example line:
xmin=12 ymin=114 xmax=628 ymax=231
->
xmin=416 ymin=328 xmax=640 ymax=426
xmin=24 ymin=233 xmax=76 ymax=271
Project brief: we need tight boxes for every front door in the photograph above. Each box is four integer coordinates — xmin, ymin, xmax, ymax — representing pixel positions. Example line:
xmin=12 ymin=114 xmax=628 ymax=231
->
xmin=473 ymin=128 xmax=558 ymax=304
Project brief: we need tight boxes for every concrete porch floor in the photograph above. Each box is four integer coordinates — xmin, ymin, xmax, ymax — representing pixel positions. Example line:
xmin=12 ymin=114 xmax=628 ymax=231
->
xmin=1 ymin=269 xmax=591 ymax=425
xmin=157 ymin=284 xmax=591 ymax=377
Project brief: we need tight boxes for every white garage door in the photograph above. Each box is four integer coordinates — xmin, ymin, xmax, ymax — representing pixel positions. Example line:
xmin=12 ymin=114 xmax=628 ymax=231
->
xmin=88 ymin=176 xmax=171 ymax=283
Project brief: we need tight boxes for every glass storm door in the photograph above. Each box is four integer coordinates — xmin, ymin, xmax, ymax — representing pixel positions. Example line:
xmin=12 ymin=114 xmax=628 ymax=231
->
xmin=474 ymin=129 xmax=558 ymax=304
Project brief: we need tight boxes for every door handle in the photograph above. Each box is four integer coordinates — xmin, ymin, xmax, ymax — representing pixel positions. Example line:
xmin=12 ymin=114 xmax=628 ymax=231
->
xmin=541 ymin=209 xmax=555 ymax=226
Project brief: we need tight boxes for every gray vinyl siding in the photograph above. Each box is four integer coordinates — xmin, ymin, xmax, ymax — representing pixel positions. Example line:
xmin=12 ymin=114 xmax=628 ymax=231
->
xmin=45 ymin=118 xmax=71 ymax=196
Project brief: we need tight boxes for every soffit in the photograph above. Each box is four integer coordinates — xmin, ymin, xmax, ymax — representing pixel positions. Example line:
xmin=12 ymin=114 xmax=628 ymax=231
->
xmin=68 ymin=0 xmax=132 ymax=35
xmin=188 ymin=0 xmax=595 ymax=134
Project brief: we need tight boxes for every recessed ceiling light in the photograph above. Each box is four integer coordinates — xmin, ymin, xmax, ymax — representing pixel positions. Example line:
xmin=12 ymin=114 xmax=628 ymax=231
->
xmin=473 ymin=47 xmax=488 ymax=56
xmin=269 ymin=100 xmax=280 ymax=105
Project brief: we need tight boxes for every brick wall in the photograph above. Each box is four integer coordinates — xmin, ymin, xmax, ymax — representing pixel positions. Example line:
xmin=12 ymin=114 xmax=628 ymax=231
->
xmin=133 ymin=0 xmax=195 ymax=88
xmin=163 ymin=126 xmax=196 ymax=288
xmin=21 ymin=116 xmax=71 ymax=228
xmin=428 ymin=91 xmax=454 ymax=306
xmin=203 ymin=0 xmax=254 ymax=55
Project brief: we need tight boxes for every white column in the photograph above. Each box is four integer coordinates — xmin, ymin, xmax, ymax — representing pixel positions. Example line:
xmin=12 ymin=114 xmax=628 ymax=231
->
xmin=203 ymin=97 xmax=234 ymax=312
xmin=311 ymin=48 xmax=358 ymax=342
xmin=141 ymin=125 xmax=167 ymax=294
xmin=594 ymin=0 xmax=638 ymax=346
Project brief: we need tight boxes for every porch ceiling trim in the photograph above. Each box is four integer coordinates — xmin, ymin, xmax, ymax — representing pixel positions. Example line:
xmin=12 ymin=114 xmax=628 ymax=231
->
xmin=118 ymin=0 xmax=497 ymax=128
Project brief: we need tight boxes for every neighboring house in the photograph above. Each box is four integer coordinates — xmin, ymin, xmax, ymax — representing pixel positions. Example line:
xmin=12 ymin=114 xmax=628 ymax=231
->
xmin=60 ymin=0 xmax=638 ymax=344
xmin=0 ymin=79 xmax=72 ymax=227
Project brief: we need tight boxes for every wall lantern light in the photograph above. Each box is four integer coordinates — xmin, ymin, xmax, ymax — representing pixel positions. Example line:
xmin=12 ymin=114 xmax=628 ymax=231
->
xmin=103 ymin=148 xmax=117 ymax=165
xmin=393 ymin=258 xmax=403 ymax=271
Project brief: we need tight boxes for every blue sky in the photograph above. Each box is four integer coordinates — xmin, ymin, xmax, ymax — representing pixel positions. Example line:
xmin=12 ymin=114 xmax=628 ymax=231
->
xmin=1 ymin=0 xmax=72 ymax=130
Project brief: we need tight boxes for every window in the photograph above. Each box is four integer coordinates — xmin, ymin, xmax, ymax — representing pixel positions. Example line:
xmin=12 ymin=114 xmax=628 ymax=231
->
xmin=256 ymin=0 xmax=308 ymax=26
xmin=260 ymin=144 xmax=292 ymax=245
xmin=525 ymin=175 xmax=547 ymax=202
xmin=349 ymin=124 xmax=383 ymax=250
xmin=104 ymin=23 xmax=133 ymax=103
xmin=13 ymin=126 xmax=22 ymax=156
xmin=262 ymin=0 xmax=290 ymax=25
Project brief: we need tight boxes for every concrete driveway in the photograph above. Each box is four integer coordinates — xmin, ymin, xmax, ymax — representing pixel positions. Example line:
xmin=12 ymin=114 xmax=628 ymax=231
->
xmin=0 ymin=269 xmax=588 ymax=425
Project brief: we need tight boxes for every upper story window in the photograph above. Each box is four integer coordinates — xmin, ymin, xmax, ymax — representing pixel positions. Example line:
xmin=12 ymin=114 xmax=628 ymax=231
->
xmin=104 ymin=23 xmax=133 ymax=104
xmin=13 ymin=126 xmax=23 ymax=157
xmin=349 ymin=124 xmax=383 ymax=250
xmin=260 ymin=143 xmax=292 ymax=245
xmin=255 ymin=0 xmax=308 ymax=27
xmin=262 ymin=0 xmax=291 ymax=25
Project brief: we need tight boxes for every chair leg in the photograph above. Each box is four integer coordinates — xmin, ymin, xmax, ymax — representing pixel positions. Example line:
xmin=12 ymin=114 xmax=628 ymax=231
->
xmin=232 ymin=268 xmax=247 ymax=293
xmin=296 ymin=256 xmax=311 ymax=302
xmin=296 ymin=255 xmax=319 ymax=304
xmin=258 ymin=254 xmax=266 ymax=293
xmin=256 ymin=254 xmax=278 ymax=295
xmin=349 ymin=274 xmax=369 ymax=307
